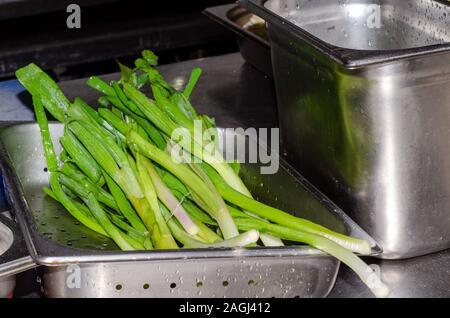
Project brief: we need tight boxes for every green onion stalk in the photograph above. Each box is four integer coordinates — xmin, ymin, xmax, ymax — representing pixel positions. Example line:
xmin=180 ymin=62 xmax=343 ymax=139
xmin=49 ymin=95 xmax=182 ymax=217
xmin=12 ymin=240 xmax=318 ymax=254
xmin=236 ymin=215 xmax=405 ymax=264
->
xmin=121 ymin=66 xmax=284 ymax=247
xmin=235 ymin=217 xmax=389 ymax=298
xmin=127 ymin=130 xmax=240 ymax=240
xmin=159 ymin=204 xmax=259 ymax=248
xmin=137 ymin=153 xmax=198 ymax=236
xmin=96 ymin=107 xmax=239 ymax=240
xmin=199 ymin=162 xmax=371 ymax=256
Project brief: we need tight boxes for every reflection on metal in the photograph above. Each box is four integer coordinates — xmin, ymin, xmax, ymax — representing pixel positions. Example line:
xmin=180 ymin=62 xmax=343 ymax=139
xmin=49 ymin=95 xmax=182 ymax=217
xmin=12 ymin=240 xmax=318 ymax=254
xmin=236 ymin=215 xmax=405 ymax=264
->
xmin=377 ymin=75 xmax=400 ymax=250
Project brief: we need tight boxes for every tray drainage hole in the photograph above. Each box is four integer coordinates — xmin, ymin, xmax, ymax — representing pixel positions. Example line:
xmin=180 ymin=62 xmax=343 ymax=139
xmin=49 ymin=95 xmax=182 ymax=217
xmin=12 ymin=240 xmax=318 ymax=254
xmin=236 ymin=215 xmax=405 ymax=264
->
xmin=43 ymin=167 xmax=48 ymax=172
xmin=170 ymin=283 xmax=177 ymax=289
xmin=143 ymin=283 xmax=150 ymax=290
xmin=196 ymin=281 xmax=203 ymax=288
xmin=115 ymin=284 xmax=123 ymax=291
xmin=222 ymin=281 xmax=229 ymax=287
xmin=247 ymin=280 xmax=256 ymax=286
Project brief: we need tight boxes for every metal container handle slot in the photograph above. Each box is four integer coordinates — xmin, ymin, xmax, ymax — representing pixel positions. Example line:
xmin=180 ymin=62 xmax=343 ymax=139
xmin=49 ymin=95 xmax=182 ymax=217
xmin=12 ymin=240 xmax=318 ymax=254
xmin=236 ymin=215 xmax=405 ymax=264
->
xmin=203 ymin=4 xmax=273 ymax=76
xmin=0 ymin=212 xmax=36 ymax=279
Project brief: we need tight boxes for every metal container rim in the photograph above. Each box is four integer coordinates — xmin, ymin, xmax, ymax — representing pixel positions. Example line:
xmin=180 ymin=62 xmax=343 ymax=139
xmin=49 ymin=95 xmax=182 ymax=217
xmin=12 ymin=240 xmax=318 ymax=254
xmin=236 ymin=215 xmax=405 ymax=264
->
xmin=240 ymin=0 xmax=450 ymax=68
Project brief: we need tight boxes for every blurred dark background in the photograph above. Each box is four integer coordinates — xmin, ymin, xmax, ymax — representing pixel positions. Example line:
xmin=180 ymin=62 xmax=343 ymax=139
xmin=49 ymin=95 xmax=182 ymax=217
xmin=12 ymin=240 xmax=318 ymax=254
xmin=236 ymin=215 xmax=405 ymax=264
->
xmin=0 ymin=0 xmax=238 ymax=81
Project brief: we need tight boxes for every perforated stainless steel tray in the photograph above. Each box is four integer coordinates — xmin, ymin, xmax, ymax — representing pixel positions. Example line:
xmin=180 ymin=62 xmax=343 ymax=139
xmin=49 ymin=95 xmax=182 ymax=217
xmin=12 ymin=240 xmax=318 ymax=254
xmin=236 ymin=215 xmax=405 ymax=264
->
xmin=0 ymin=123 xmax=379 ymax=297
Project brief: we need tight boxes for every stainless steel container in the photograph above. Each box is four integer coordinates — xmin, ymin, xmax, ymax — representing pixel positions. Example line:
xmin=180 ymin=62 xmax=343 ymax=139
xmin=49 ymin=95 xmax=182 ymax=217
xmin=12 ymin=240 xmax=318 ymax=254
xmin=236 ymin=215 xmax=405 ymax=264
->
xmin=0 ymin=123 xmax=379 ymax=297
xmin=241 ymin=0 xmax=450 ymax=259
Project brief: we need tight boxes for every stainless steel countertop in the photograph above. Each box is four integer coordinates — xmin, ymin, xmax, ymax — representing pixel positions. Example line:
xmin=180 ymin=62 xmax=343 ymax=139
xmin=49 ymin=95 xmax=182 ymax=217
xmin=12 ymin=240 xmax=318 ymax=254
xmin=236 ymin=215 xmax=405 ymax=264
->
xmin=1 ymin=53 xmax=449 ymax=298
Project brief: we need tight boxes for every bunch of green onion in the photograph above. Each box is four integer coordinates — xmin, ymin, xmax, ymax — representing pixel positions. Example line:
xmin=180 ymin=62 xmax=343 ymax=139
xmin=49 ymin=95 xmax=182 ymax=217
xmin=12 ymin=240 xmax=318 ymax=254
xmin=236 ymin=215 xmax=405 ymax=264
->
xmin=15 ymin=50 xmax=388 ymax=297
